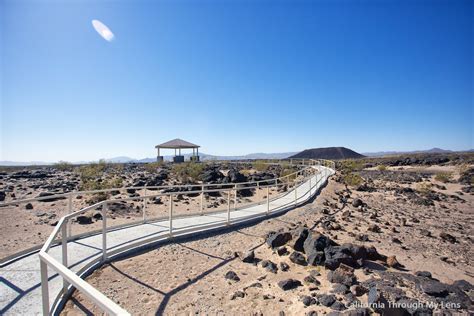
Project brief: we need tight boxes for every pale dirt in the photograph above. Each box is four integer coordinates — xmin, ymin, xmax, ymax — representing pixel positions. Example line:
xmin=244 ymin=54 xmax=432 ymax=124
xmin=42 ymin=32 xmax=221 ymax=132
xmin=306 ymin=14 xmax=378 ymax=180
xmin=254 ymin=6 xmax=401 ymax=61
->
xmin=61 ymin=166 xmax=473 ymax=315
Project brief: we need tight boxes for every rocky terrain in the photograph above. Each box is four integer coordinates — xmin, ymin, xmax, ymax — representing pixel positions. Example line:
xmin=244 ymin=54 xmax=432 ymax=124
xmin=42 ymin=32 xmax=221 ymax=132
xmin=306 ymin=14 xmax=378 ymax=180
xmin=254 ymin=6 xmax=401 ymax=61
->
xmin=0 ymin=161 xmax=297 ymax=258
xmin=60 ymin=154 xmax=473 ymax=315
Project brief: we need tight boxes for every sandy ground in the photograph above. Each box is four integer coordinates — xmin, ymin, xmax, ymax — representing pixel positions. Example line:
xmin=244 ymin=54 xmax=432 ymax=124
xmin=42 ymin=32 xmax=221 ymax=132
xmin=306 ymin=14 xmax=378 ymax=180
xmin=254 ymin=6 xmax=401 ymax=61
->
xmin=61 ymin=166 xmax=474 ymax=315
xmin=0 ymin=177 xmax=289 ymax=259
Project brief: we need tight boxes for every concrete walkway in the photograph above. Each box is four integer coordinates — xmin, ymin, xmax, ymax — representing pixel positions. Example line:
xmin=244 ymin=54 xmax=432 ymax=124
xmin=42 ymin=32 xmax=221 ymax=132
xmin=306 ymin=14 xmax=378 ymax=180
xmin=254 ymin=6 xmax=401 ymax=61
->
xmin=0 ymin=167 xmax=333 ymax=315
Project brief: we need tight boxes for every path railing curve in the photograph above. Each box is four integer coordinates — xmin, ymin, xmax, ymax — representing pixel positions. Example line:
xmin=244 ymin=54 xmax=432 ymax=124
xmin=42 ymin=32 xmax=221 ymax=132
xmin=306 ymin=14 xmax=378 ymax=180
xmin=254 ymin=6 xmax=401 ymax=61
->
xmin=4 ymin=158 xmax=336 ymax=315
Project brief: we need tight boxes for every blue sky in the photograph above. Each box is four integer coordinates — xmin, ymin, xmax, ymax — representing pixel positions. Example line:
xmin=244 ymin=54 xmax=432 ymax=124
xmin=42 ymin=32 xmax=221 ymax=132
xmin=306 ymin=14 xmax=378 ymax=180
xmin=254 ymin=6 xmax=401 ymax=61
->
xmin=1 ymin=0 xmax=472 ymax=162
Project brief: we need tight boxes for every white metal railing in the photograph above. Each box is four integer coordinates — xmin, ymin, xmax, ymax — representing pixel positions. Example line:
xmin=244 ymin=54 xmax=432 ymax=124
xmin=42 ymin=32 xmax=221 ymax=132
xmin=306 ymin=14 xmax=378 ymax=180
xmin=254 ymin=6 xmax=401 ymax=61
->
xmin=2 ymin=158 xmax=335 ymax=315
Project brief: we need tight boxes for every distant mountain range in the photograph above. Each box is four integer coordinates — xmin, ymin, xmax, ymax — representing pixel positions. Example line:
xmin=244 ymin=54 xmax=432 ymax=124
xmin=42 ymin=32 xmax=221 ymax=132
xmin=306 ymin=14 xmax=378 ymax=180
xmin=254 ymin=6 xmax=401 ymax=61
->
xmin=0 ymin=152 xmax=297 ymax=166
xmin=290 ymin=147 xmax=365 ymax=160
xmin=1 ymin=148 xmax=471 ymax=166
xmin=361 ymin=148 xmax=472 ymax=157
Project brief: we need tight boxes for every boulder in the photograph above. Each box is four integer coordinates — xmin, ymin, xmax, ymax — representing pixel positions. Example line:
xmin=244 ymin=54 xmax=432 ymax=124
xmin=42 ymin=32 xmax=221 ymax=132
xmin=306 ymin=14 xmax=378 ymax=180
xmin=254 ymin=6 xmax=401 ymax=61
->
xmin=290 ymin=227 xmax=310 ymax=252
xmin=386 ymin=255 xmax=400 ymax=268
xmin=439 ymin=232 xmax=456 ymax=243
xmin=225 ymin=271 xmax=240 ymax=282
xmin=415 ymin=271 xmax=432 ymax=278
xmin=307 ymin=251 xmax=325 ymax=266
xmin=261 ymin=260 xmax=278 ymax=273
xmin=230 ymin=290 xmax=245 ymax=300
xmin=324 ymin=246 xmax=357 ymax=270
xmin=278 ymin=279 xmax=302 ymax=291
xmin=280 ymin=262 xmax=290 ymax=272
xmin=76 ymin=215 xmax=92 ymax=225
xmin=237 ymin=250 xmax=255 ymax=263
xmin=303 ymin=275 xmax=320 ymax=285
xmin=352 ymin=198 xmax=363 ymax=207
xmin=289 ymin=251 xmax=307 ymax=266
xmin=303 ymin=233 xmax=333 ymax=256
xmin=276 ymin=246 xmax=289 ymax=256
xmin=418 ymin=280 xmax=449 ymax=297
xmin=318 ymin=294 xmax=336 ymax=307
xmin=266 ymin=232 xmax=292 ymax=248
xmin=301 ymin=295 xmax=317 ymax=306
xmin=327 ymin=264 xmax=356 ymax=286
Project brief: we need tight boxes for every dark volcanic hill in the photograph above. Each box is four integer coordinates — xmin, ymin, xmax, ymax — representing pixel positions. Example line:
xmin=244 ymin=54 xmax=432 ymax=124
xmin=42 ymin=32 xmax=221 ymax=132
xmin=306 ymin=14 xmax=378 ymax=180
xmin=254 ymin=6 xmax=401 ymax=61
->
xmin=290 ymin=147 xmax=365 ymax=160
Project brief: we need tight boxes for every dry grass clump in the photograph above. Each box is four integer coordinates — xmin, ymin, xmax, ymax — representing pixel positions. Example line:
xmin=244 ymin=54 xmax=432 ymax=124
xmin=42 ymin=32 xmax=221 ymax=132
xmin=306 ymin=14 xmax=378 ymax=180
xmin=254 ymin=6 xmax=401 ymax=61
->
xmin=172 ymin=162 xmax=203 ymax=183
xmin=434 ymin=172 xmax=453 ymax=183
xmin=253 ymin=160 xmax=269 ymax=172
xmin=144 ymin=161 xmax=165 ymax=173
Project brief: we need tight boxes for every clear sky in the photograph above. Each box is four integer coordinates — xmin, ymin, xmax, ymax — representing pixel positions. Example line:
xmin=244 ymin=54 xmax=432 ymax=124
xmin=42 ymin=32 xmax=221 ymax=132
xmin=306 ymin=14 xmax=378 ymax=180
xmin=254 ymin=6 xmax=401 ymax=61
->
xmin=1 ymin=0 xmax=473 ymax=162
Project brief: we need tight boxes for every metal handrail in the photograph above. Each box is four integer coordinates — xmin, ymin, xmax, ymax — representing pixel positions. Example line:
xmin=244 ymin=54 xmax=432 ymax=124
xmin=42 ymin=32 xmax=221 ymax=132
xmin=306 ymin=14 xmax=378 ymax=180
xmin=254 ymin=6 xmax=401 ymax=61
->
xmin=0 ymin=159 xmax=333 ymax=207
xmin=37 ymin=158 xmax=335 ymax=315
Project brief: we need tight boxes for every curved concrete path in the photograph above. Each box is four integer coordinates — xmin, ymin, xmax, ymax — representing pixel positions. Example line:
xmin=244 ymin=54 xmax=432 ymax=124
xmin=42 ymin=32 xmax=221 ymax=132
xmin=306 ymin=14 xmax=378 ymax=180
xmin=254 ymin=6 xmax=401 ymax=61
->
xmin=0 ymin=167 xmax=333 ymax=315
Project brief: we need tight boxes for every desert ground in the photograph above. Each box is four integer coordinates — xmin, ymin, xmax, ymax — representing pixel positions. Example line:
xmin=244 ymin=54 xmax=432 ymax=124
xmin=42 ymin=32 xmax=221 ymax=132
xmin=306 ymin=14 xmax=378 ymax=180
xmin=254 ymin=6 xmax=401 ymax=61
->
xmin=0 ymin=161 xmax=297 ymax=258
xmin=49 ymin=153 xmax=474 ymax=315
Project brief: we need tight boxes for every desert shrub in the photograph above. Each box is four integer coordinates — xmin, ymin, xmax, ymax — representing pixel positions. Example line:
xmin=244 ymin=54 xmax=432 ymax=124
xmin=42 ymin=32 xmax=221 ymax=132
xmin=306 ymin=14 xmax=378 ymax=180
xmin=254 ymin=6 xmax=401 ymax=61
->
xmin=343 ymin=173 xmax=363 ymax=187
xmin=339 ymin=160 xmax=364 ymax=174
xmin=434 ymin=172 xmax=453 ymax=183
xmin=377 ymin=164 xmax=387 ymax=171
xmin=253 ymin=160 xmax=269 ymax=172
xmin=173 ymin=162 xmax=203 ymax=183
xmin=79 ymin=160 xmax=108 ymax=181
xmin=78 ymin=160 xmax=123 ymax=202
xmin=144 ymin=161 xmax=164 ymax=173
xmin=240 ymin=169 xmax=252 ymax=177
xmin=54 ymin=161 xmax=73 ymax=171
xmin=416 ymin=182 xmax=433 ymax=194
xmin=280 ymin=168 xmax=298 ymax=182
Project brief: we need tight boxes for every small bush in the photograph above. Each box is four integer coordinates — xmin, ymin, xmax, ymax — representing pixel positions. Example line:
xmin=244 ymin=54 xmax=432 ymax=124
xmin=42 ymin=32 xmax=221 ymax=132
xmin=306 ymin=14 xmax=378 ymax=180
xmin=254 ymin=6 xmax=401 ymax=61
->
xmin=416 ymin=182 xmax=433 ymax=194
xmin=253 ymin=160 xmax=268 ymax=172
xmin=144 ymin=161 xmax=164 ymax=173
xmin=377 ymin=165 xmax=387 ymax=171
xmin=54 ymin=161 xmax=73 ymax=171
xmin=339 ymin=160 xmax=364 ymax=174
xmin=434 ymin=172 xmax=452 ymax=183
xmin=343 ymin=173 xmax=363 ymax=187
xmin=173 ymin=162 xmax=203 ymax=183
xmin=78 ymin=160 xmax=122 ymax=202
xmin=280 ymin=168 xmax=298 ymax=182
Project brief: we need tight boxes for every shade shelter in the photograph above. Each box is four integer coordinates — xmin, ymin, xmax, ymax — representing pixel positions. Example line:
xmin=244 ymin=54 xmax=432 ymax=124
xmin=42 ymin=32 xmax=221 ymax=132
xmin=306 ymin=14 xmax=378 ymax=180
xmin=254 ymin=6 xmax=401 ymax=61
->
xmin=155 ymin=138 xmax=200 ymax=163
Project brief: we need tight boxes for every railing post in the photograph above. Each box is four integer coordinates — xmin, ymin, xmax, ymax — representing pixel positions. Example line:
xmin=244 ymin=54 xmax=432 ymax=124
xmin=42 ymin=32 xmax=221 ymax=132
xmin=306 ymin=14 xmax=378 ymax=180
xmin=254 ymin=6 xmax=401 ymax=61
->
xmin=200 ymin=185 xmax=204 ymax=215
xmin=227 ymin=190 xmax=231 ymax=225
xmin=169 ymin=194 xmax=173 ymax=235
xmin=234 ymin=184 xmax=237 ymax=209
xmin=294 ymin=179 xmax=298 ymax=206
xmin=143 ymin=186 xmax=147 ymax=223
xmin=40 ymin=258 xmax=50 ymax=316
xmin=266 ymin=186 xmax=270 ymax=215
xmin=309 ymin=176 xmax=312 ymax=197
xmin=61 ymin=221 xmax=69 ymax=293
xmin=67 ymin=193 xmax=72 ymax=239
xmin=102 ymin=202 xmax=107 ymax=262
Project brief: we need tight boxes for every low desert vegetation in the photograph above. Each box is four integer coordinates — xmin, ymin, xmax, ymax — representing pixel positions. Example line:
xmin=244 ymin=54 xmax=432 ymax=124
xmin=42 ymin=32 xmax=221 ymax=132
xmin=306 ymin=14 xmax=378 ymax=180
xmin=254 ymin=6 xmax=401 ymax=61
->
xmin=54 ymin=161 xmax=73 ymax=171
xmin=253 ymin=160 xmax=269 ymax=172
xmin=343 ymin=173 xmax=363 ymax=187
xmin=279 ymin=168 xmax=298 ymax=182
xmin=377 ymin=164 xmax=387 ymax=171
xmin=416 ymin=182 xmax=433 ymax=194
xmin=339 ymin=160 xmax=364 ymax=173
xmin=434 ymin=172 xmax=453 ymax=183
xmin=339 ymin=159 xmax=364 ymax=187
xmin=144 ymin=161 xmax=164 ymax=173
xmin=172 ymin=162 xmax=203 ymax=183
xmin=78 ymin=160 xmax=123 ymax=202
